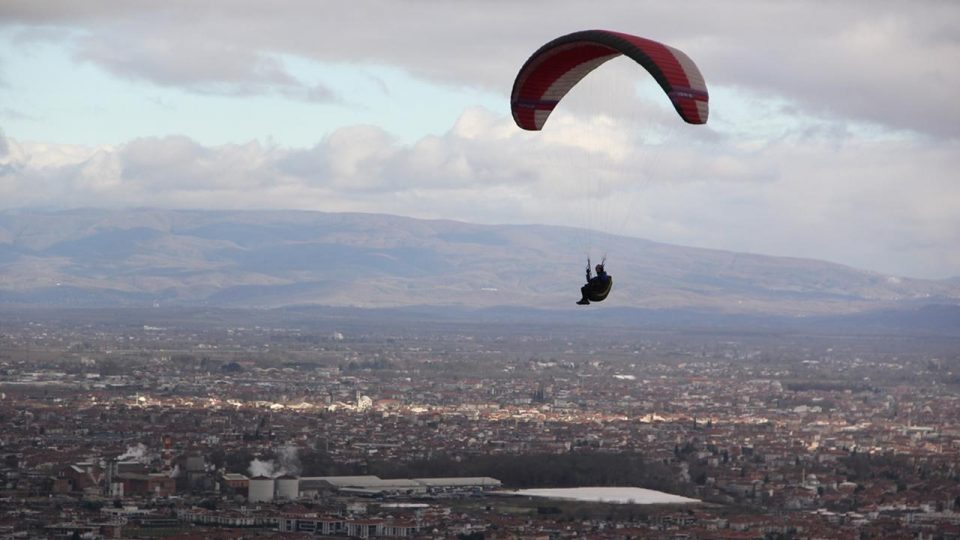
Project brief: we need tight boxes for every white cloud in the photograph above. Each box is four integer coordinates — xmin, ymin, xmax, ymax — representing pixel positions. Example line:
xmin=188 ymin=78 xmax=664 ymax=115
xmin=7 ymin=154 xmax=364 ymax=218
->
xmin=2 ymin=106 xmax=958 ymax=278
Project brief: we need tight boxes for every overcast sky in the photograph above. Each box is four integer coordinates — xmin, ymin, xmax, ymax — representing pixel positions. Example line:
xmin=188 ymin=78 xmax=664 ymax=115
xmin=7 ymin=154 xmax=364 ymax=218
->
xmin=1 ymin=1 xmax=958 ymax=279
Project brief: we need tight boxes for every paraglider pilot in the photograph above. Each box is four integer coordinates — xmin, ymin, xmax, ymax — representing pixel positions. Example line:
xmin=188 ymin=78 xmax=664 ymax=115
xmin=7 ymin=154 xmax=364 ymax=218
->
xmin=577 ymin=259 xmax=612 ymax=305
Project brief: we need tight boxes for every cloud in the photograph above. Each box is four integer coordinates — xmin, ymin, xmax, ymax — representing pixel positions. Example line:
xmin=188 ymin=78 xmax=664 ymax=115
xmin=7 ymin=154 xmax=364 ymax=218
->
xmin=699 ymin=3 xmax=960 ymax=138
xmin=75 ymin=31 xmax=293 ymax=91
xmin=71 ymin=29 xmax=339 ymax=102
xmin=1 ymin=108 xmax=34 ymax=122
xmin=635 ymin=137 xmax=960 ymax=279
xmin=1 ymin=6 xmax=337 ymax=101
xmin=3 ymin=1 xmax=958 ymax=135
xmin=1 ymin=107 xmax=958 ymax=278
xmin=0 ymin=131 xmax=13 ymax=177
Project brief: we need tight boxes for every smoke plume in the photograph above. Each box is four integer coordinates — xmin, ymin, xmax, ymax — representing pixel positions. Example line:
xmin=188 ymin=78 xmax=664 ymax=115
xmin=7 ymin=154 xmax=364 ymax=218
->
xmin=117 ymin=443 xmax=150 ymax=463
xmin=247 ymin=445 xmax=302 ymax=478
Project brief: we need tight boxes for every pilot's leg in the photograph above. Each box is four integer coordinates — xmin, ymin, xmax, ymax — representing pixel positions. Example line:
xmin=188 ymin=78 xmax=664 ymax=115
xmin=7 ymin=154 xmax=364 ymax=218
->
xmin=577 ymin=285 xmax=591 ymax=305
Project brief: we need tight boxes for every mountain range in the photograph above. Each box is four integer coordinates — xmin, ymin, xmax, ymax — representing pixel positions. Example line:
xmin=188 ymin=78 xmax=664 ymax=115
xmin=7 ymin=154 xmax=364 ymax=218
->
xmin=1 ymin=208 xmax=958 ymax=316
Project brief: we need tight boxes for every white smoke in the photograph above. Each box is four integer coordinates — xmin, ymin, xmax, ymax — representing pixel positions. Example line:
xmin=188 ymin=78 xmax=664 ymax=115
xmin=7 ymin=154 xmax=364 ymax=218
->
xmin=117 ymin=443 xmax=150 ymax=463
xmin=247 ymin=445 xmax=301 ymax=478
xmin=277 ymin=445 xmax=302 ymax=477
xmin=247 ymin=458 xmax=281 ymax=478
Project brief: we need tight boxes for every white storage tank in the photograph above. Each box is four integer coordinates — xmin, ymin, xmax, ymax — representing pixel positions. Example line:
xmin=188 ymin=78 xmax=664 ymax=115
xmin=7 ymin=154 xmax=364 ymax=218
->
xmin=248 ymin=475 xmax=275 ymax=503
xmin=276 ymin=475 xmax=299 ymax=500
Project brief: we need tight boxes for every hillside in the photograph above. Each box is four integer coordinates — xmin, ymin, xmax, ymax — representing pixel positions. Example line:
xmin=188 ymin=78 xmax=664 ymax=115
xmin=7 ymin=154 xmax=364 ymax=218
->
xmin=1 ymin=208 xmax=957 ymax=314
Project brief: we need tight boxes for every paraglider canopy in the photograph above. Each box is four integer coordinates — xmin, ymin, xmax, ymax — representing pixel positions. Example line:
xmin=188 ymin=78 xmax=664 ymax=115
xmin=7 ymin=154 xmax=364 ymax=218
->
xmin=511 ymin=30 xmax=709 ymax=131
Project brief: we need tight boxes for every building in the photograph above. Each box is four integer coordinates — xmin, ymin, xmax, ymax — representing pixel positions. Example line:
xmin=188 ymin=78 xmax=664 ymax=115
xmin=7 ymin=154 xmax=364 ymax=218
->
xmin=276 ymin=475 xmax=299 ymax=500
xmin=248 ymin=475 xmax=275 ymax=503
xmin=297 ymin=475 xmax=501 ymax=498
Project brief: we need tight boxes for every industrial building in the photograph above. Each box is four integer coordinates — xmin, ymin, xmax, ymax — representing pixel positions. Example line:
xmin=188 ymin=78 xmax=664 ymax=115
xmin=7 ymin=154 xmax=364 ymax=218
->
xmin=248 ymin=476 xmax=275 ymax=503
xmin=275 ymin=475 xmax=299 ymax=500
xmin=413 ymin=477 xmax=502 ymax=495
xmin=295 ymin=475 xmax=502 ymax=499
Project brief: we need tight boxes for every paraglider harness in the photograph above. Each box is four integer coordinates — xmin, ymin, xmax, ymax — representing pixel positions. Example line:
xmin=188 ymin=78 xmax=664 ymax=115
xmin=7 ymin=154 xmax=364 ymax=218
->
xmin=578 ymin=257 xmax=612 ymax=304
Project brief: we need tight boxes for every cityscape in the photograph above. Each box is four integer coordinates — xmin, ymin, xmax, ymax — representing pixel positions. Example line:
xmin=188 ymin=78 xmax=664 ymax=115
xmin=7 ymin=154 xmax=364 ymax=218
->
xmin=1 ymin=309 xmax=958 ymax=538
xmin=2 ymin=3 xmax=959 ymax=539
